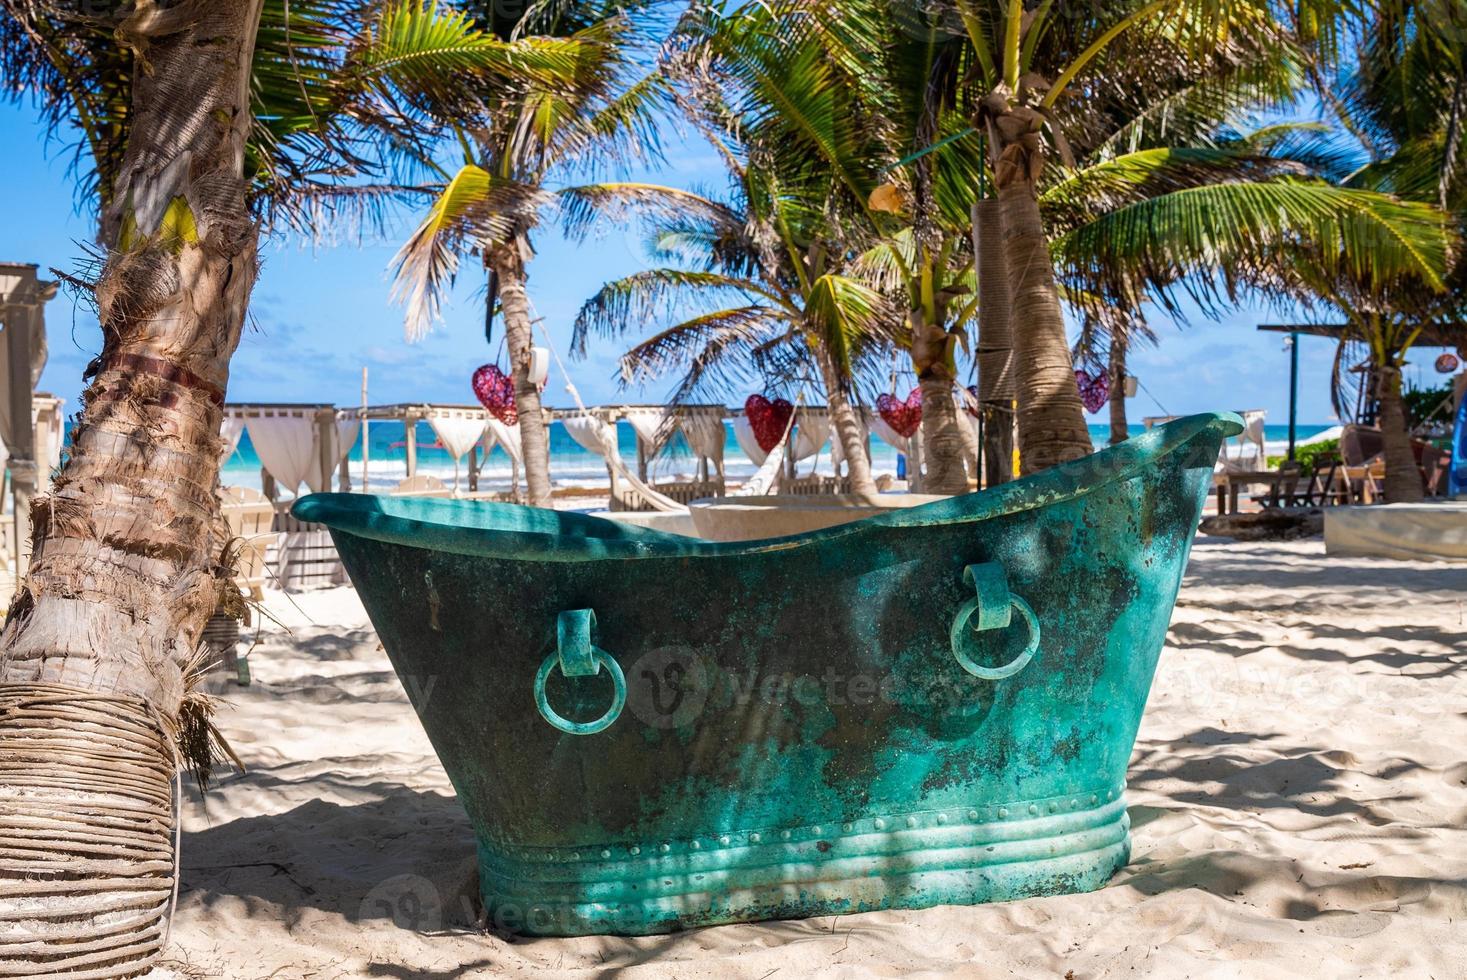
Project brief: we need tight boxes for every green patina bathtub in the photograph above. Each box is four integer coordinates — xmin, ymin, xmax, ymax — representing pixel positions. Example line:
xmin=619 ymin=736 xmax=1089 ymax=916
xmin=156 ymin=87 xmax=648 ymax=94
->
xmin=294 ymin=412 xmax=1240 ymax=936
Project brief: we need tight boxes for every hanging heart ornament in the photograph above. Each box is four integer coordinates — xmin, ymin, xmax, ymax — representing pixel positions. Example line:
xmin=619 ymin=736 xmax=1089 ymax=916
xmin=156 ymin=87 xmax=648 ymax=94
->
xmin=472 ymin=364 xmax=518 ymax=425
xmin=1075 ymin=370 xmax=1110 ymax=415
xmin=877 ymin=388 xmax=923 ymax=438
xmin=744 ymin=394 xmax=795 ymax=452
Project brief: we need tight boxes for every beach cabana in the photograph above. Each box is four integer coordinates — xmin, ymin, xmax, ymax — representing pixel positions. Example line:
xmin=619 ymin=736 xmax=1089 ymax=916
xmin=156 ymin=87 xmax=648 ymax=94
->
xmin=0 ymin=262 xmax=59 ymax=579
xmin=582 ymin=405 xmax=727 ymax=511
xmin=223 ymin=403 xmax=359 ymax=589
xmin=359 ymin=403 xmax=530 ymax=498
xmin=223 ymin=403 xmax=358 ymax=500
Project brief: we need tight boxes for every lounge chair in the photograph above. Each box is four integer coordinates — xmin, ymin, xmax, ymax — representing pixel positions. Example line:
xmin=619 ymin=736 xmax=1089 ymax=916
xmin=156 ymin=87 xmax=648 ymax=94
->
xmin=205 ymin=486 xmax=280 ymax=685
xmin=390 ymin=474 xmax=453 ymax=498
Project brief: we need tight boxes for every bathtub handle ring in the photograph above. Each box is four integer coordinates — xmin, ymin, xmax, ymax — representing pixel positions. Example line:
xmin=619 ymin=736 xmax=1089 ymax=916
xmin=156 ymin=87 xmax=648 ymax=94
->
xmin=950 ymin=564 xmax=1040 ymax=681
xmin=534 ymin=609 xmax=627 ymax=735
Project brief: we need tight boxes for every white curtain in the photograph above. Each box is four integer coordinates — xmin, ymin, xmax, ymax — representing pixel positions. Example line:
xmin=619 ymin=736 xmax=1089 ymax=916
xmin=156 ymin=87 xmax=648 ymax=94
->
xmin=425 ymin=415 xmax=482 ymax=490
xmin=623 ymin=407 xmax=677 ymax=461
xmin=40 ymin=407 xmax=62 ymax=472
xmin=428 ymin=416 xmax=486 ymax=461
xmin=335 ymin=418 xmax=361 ymax=464
xmin=484 ymin=418 xmax=523 ymax=464
xmin=868 ymin=412 xmax=912 ymax=455
xmin=246 ymin=415 xmax=318 ymax=495
xmin=303 ymin=418 xmax=359 ymax=494
xmin=679 ymin=412 xmax=726 ymax=475
xmin=564 ymin=412 xmax=681 ymax=511
xmin=218 ymin=416 xmax=246 ymax=465
xmin=732 ymin=415 xmax=769 ymax=466
xmin=0 ymin=431 xmax=8 ymax=471
xmin=562 ymin=413 xmax=616 ymax=457
xmin=792 ymin=410 xmax=830 ymax=466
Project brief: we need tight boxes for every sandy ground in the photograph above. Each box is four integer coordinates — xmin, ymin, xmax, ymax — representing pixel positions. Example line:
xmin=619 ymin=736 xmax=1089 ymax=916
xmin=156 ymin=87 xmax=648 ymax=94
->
xmin=151 ymin=539 xmax=1467 ymax=979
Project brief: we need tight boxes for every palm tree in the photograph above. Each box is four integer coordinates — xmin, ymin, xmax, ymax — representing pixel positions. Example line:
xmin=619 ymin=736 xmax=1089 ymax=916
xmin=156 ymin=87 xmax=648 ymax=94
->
xmin=0 ymin=2 xmax=584 ymax=972
xmin=389 ymin=0 xmax=670 ymax=507
xmin=845 ymin=0 xmax=1384 ymax=473
xmin=662 ymin=2 xmax=982 ymax=492
xmin=1301 ymin=0 xmax=1467 ymax=501
xmin=1046 ymin=121 xmax=1455 ymax=473
xmin=570 ymin=181 xmax=896 ymax=499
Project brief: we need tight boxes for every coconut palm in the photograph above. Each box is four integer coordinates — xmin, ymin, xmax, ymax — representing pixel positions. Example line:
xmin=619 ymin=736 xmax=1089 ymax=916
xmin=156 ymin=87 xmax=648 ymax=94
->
xmin=388 ymin=0 xmax=671 ymax=507
xmin=910 ymin=4 xmax=1453 ymax=479
xmin=570 ymin=178 xmax=898 ymax=499
xmin=0 ymin=3 xmax=587 ymax=972
xmin=1047 ymin=123 xmax=1455 ymax=468
xmin=1300 ymin=0 xmax=1467 ymax=501
xmin=660 ymin=2 xmax=982 ymax=492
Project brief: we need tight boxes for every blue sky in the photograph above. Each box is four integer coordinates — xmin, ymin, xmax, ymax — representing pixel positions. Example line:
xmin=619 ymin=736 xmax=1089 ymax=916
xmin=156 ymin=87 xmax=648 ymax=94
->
xmin=2 ymin=99 xmax=1441 ymax=426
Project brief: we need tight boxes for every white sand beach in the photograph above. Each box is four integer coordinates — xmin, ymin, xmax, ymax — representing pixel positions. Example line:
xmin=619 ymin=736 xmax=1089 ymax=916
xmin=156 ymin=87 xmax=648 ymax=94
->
xmin=152 ymin=539 xmax=1467 ymax=979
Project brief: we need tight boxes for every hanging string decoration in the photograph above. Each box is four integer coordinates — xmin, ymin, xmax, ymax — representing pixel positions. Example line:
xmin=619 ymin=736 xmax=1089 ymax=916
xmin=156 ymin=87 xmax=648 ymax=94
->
xmin=472 ymin=364 xmax=518 ymax=425
xmin=1435 ymin=353 xmax=1460 ymax=374
xmin=877 ymin=388 xmax=923 ymax=438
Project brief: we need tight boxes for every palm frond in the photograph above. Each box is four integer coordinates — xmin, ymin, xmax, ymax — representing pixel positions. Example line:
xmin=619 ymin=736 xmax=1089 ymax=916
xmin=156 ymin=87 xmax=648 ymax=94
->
xmin=557 ymin=182 xmax=743 ymax=241
xmin=1054 ymin=181 xmax=1455 ymax=320
xmin=616 ymin=306 xmax=786 ymax=403
xmin=804 ymin=273 xmax=894 ymax=383
xmin=389 ymin=164 xmax=546 ymax=340
xmin=572 ymin=268 xmax=793 ymax=355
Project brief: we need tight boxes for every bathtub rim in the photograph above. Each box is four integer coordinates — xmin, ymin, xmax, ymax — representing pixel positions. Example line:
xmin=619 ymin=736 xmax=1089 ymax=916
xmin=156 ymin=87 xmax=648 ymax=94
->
xmin=292 ymin=411 xmax=1242 ymax=562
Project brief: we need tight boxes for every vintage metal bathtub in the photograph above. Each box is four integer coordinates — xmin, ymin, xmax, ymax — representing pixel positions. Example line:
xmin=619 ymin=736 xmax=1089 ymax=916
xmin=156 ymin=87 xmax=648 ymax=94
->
xmin=294 ymin=412 xmax=1240 ymax=936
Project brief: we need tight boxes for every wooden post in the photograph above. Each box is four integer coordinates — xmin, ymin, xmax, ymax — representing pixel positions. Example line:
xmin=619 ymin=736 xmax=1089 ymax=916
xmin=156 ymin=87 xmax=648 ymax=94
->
xmin=469 ymin=445 xmax=479 ymax=492
xmin=315 ymin=407 xmax=334 ymax=494
xmin=0 ymin=265 xmax=53 ymax=578
xmin=405 ymin=410 xmax=418 ymax=478
xmin=360 ymin=367 xmax=369 ymax=492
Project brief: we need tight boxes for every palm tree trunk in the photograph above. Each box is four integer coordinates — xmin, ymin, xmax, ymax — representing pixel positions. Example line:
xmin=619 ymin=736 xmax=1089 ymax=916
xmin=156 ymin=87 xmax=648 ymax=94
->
xmin=974 ymin=198 xmax=1014 ymax=486
xmin=1377 ymin=362 xmax=1424 ymax=503
xmin=488 ymin=241 xmax=552 ymax=508
xmin=813 ymin=345 xmax=878 ymax=500
xmin=993 ymin=138 xmax=1092 ymax=473
xmin=1109 ymin=337 xmax=1129 ymax=445
xmin=911 ymin=308 xmax=969 ymax=495
xmin=0 ymin=4 xmax=265 ymax=975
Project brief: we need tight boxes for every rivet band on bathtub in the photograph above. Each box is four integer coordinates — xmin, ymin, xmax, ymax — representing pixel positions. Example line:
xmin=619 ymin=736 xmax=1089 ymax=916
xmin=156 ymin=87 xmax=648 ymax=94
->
xmin=480 ymin=783 xmax=1128 ymax=864
xmin=476 ymin=787 xmax=1132 ymax=934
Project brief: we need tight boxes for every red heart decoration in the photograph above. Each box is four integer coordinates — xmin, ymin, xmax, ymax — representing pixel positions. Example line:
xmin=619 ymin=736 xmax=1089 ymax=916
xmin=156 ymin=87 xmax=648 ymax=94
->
xmin=1075 ymin=369 xmax=1110 ymax=415
xmin=877 ymin=388 xmax=922 ymax=439
xmin=744 ymin=394 xmax=795 ymax=452
xmin=963 ymin=384 xmax=981 ymax=419
xmin=472 ymin=364 xmax=518 ymax=425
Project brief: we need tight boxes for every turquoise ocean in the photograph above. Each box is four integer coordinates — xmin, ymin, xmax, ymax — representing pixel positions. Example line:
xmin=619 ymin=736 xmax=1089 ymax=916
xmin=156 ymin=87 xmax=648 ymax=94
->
xmin=219 ymin=420 xmax=1335 ymax=495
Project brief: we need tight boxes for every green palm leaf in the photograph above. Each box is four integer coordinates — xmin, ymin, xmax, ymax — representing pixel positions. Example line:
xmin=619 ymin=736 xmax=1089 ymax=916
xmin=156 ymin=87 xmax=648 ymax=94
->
xmin=389 ymin=163 xmax=545 ymax=340
xmin=572 ymin=268 xmax=795 ymax=355
xmin=1054 ymin=181 xmax=1454 ymax=316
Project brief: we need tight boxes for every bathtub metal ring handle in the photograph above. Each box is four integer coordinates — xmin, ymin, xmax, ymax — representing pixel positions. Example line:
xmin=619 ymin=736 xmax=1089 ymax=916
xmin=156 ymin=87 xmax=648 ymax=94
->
xmin=949 ymin=563 xmax=1040 ymax=681
xmin=534 ymin=648 xmax=626 ymax=735
xmin=534 ymin=609 xmax=626 ymax=735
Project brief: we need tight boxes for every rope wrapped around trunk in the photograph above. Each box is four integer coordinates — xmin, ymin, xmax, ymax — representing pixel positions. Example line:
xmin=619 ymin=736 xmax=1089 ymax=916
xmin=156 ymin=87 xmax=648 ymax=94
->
xmin=0 ymin=684 xmax=177 ymax=979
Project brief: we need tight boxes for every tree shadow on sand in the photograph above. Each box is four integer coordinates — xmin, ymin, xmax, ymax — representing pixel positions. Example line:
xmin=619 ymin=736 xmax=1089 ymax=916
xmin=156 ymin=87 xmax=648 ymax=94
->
xmin=180 ymin=779 xmax=914 ymax=976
